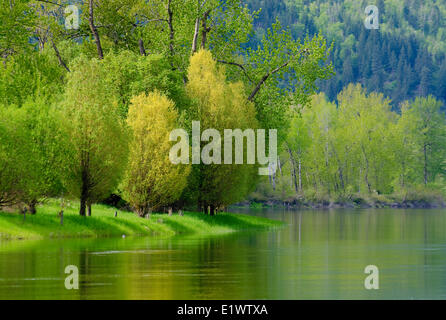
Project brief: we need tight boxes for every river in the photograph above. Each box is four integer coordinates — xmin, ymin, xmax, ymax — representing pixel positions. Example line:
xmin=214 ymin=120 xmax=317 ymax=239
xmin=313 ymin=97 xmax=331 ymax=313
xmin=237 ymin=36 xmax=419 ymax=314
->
xmin=0 ymin=208 xmax=445 ymax=299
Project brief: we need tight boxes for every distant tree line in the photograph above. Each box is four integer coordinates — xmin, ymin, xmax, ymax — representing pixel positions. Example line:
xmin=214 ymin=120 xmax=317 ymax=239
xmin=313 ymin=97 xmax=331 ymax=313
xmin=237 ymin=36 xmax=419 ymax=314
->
xmin=255 ymin=84 xmax=446 ymax=203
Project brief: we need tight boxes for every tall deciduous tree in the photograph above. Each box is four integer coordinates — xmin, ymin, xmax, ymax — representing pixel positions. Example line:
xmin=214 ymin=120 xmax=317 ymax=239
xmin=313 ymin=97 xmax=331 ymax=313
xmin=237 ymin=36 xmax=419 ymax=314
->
xmin=62 ymin=56 xmax=129 ymax=216
xmin=123 ymin=91 xmax=190 ymax=216
xmin=399 ymin=96 xmax=446 ymax=186
xmin=0 ymin=107 xmax=29 ymax=209
xmin=185 ymin=50 xmax=259 ymax=215
xmin=5 ymin=97 xmax=70 ymax=214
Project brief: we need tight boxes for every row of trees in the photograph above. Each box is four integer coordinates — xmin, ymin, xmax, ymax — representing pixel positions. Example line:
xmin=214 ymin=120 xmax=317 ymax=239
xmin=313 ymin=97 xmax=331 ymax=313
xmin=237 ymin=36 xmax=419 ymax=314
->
xmin=257 ymin=84 xmax=446 ymax=202
xmin=0 ymin=50 xmax=256 ymax=216
xmin=1 ymin=0 xmax=334 ymax=216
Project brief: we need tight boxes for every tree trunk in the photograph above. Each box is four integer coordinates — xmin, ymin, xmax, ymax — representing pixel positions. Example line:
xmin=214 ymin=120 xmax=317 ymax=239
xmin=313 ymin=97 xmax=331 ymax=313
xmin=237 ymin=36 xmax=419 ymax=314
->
xmin=167 ymin=0 xmax=175 ymax=64
xmin=201 ymin=10 xmax=211 ymax=49
xmin=424 ymin=143 xmax=428 ymax=185
xmin=80 ymin=169 xmax=88 ymax=217
xmin=80 ymin=195 xmax=87 ymax=217
xmin=361 ymin=145 xmax=372 ymax=193
xmin=209 ymin=204 xmax=215 ymax=216
xmin=87 ymin=203 xmax=92 ymax=217
xmin=298 ymin=158 xmax=302 ymax=192
xmin=401 ymin=159 xmax=406 ymax=188
xmin=191 ymin=17 xmax=200 ymax=53
xmin=28 ymin=199 xmax=37 ymax=215
xmin=51 ymin=39 xmax=70 ymax=72
xmin=272 ymin=170 xmax=276 ymax=191
xmin=136 ymin=206 xmax=145 ymax=218
xmin=338 ymin=167 xmax=345 ymax=191
xmin=287 ymin=147 xmax=298 ymax=193
xmin=168 ymin=207 xmax=173 ymax=216
xmin=278 ymin=158 xmax=283 ymax=176
xmin=88 ymin=0 xmax=104 ymax=59
xmin=138 ymin=39 xmax=146 ymax=56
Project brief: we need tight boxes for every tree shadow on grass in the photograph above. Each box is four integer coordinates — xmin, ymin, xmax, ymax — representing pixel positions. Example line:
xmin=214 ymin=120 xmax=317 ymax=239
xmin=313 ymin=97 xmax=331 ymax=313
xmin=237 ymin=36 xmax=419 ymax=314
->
xmin=160 ymin=218 xmax=198 ymax=235
xmin=184 ymin=212 xmax=274 ymax=231
xmin=100 ymin=216 xmax=150 ymax=235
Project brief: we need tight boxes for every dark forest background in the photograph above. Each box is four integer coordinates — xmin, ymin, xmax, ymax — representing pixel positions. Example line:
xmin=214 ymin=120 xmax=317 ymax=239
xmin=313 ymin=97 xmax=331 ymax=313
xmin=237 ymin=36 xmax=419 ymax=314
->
xmin=246 ymin=0 xmax=446 ymax=109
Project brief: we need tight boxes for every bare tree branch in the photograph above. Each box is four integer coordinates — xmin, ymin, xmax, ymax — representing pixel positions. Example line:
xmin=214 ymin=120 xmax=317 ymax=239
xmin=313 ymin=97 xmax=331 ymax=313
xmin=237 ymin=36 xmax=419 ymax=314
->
xmin=51 ymin=38 xmax=70 ymax=72
xmin=35 ymin=0 xmax=63 ymax=7
xmin=248 ymin=61 xmax=289 ymax=101
xmin=217 ymin=60 xmax=253 ymax=83
xmin=88 ymin=0 xmax=103 ymax=59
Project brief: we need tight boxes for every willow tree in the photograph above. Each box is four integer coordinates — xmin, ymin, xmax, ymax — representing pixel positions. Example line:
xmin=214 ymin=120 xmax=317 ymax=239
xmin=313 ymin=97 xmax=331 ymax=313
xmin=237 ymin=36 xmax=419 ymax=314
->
xmin=62 ymin=56 xmax=129 ymax=216
xmin=123 ymin=91 xmax=190 ymax=216
xmin=399 ymin=96 xmax=446 ymax=186
xmin=0 ymin=107 xmax=29 ymax=209
xmin=7 ymin=98 xmax=69 ymax=214
xmin=185 ymin=50 xmax=259 ymax=215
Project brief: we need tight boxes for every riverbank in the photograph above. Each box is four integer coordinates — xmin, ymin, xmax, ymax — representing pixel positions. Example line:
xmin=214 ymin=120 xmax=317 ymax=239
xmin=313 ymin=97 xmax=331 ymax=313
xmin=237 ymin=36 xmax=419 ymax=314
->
xmin=0 ymin=201 xmax=283 ymax=240
xmin=239 ymin=190 xmax=446 ymax=210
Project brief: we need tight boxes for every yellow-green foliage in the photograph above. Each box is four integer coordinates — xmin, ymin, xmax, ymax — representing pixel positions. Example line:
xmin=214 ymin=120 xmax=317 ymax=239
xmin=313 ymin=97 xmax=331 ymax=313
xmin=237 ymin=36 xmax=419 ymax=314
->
xmin=186 ymin=50 xmax=259 ymax=209
xmin=62 ymin=56 xmax=129 ymax=214
xmin=123 ymin=91 xmax=190 ymax=215
xmin=0 ymin=107 xmax=29 ymax=207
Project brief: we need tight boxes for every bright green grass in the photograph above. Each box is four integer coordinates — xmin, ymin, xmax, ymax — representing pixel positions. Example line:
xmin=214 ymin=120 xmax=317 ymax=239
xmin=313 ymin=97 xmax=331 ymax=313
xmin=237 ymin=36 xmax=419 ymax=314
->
xmin=0 ymin=200 xmax=283 ymax=240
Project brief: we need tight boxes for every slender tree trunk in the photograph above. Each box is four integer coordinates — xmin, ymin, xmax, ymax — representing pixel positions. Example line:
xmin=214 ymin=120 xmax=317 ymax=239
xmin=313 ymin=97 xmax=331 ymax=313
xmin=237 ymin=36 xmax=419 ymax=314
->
xmin=28 ymin=199 xmax=37 ymax=215
xmin=359 ymin=167 xmax=362 ymax=193
xmin=361 ymin=145 xmax=372 ymax=193
xmin=136 ymin=206 xmax=145 ymax=218
xmin=87 ymin=203 xmax=92 ymax=217
xmin=287 ymin=147 xmax=298 ymax=193
xmin=167 ymin=0 xmax=175 ymax=65
xmin=401 ymin=159 xmax=406 ymax=188
xmin=424 ymin=143 xmax=428 ymax=185
xmin=298 ymin=157 xmax=302 ymax=192
xmin=80 ymin=169 xmax=88 ymax=217
xmin=138 ymin=39 xmax=146 ymax=56
xmin=209 ymin=204 xmax=215 ymax=216
xmin=80 ymin=195 xmax=87 ymax=217
xmin=272 ymin=170 xmax=276 ymax=191
xmin=191 ymin=17 xmax=200 ymax=53
xmin=168 ymin=207 xmax=173 ymax=216
xmin=88 ymin=0 xmax=104 ymax=59
xmin=278 ymin=157 xmax=283 ymax=176
xmin=51 ymin=39 xmax=70 ymax=72
xmin=201 ymin=10 xmax=211 ymax=49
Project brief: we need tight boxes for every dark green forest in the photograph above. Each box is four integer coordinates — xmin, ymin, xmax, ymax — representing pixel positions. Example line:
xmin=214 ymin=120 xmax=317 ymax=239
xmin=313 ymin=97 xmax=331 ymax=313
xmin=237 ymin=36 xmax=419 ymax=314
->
xmin=247 ymin=0 xmax=446 ymax=108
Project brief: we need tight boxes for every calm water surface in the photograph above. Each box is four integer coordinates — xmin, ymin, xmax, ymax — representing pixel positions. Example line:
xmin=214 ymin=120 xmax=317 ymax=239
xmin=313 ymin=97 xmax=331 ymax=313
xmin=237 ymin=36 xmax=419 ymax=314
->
xmin=0 ymin=208 xmax=445 ymax=299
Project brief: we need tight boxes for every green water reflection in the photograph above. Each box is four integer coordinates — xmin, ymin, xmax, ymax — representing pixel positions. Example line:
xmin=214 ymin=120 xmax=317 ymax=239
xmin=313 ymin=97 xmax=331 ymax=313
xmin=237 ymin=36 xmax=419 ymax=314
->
xmin=0 ymin=208 xmax=445 ymax=299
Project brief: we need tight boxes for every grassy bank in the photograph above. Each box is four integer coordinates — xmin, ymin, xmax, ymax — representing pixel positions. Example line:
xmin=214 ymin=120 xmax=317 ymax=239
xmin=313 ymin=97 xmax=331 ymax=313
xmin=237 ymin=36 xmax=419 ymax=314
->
xmin=0 ymin=200 xmax=283 ymax=240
